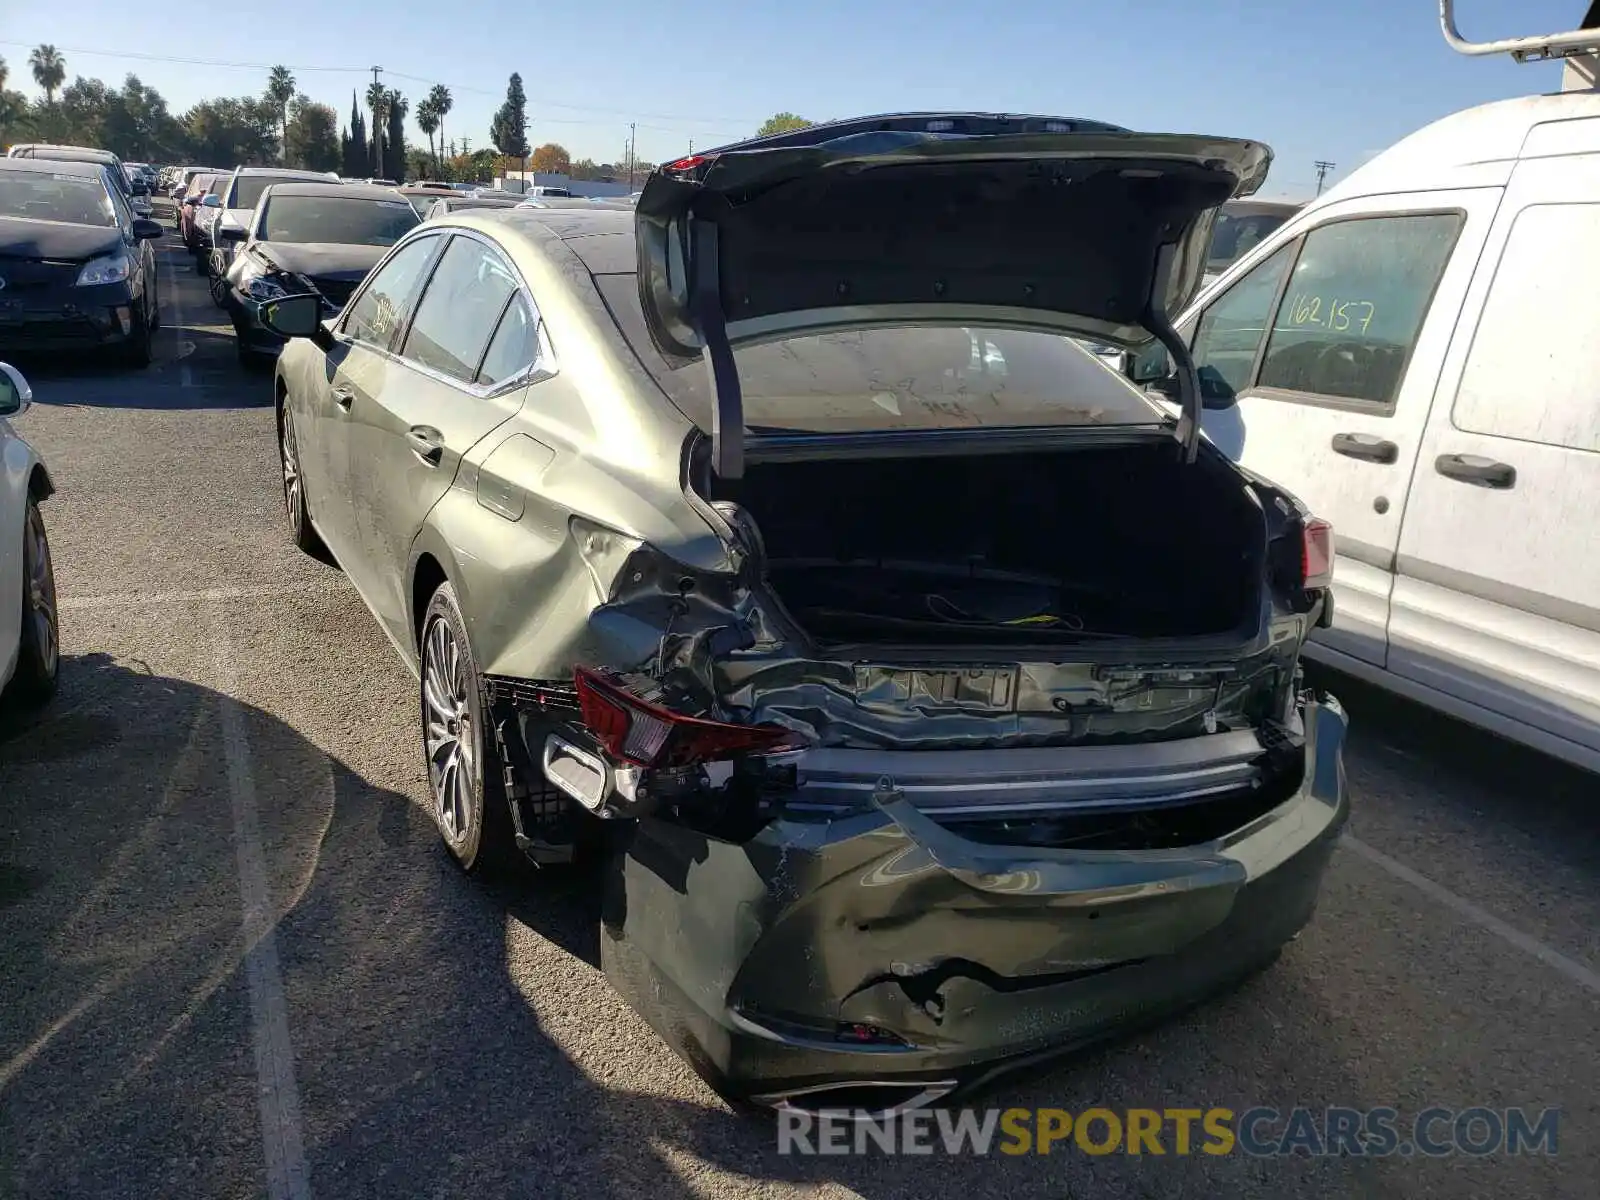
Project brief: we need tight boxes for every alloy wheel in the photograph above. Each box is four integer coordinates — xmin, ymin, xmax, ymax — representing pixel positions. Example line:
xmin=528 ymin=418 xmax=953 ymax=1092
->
xmin=24 ymin=506 xmax=58 ymax=678
xmin=422 ymin=615 xmax=476 ymax=842
xmin=280 ymin=409 xmax=302 ymax=529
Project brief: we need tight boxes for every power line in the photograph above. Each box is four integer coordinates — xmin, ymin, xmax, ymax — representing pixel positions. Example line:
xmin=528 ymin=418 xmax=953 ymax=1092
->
xmin=0 ymin=38 xmax=758 ymax=131
xmin=1313 ymin=160 xmax=1336 ymax=196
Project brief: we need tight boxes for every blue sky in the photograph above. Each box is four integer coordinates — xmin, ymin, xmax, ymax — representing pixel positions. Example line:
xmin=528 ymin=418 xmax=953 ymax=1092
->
xmin=0 ymin=0 xmax=1586 ymax=194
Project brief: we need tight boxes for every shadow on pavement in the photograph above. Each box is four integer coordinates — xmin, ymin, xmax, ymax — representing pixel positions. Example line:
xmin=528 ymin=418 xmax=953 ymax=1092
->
xmin=0 ymin=654 xmax=1585 ymax=1199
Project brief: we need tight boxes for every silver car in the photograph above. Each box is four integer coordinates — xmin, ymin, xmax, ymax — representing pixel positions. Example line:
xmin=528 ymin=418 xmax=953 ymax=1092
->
xmin=261 ymin=113 xmax=1348 ymax=1116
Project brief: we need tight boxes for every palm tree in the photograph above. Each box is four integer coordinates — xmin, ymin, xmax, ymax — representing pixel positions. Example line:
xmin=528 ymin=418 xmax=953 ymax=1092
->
xmin=29 ymin=44 xmax=65 ymax=105
xmin=0 ymin=55 xmax=9 ymax=91
xmin=426 ymin=85 xmax=452 ymax=180
xmin=415 ymin=95 xmax=440 ymax=179
xmin=265 ymin=66 xmax=296 ymax=163
xmin=365 ymin=80 xmax=389 ymax=176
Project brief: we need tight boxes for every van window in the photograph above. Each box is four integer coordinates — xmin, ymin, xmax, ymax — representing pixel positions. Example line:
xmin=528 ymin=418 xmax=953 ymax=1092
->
xmin=1256 ymin=213 xmax=1462 ymax=409
xmin=1453 ymin=203 xmax=1600 ymax=453
xmin=1189 ymin=243 xmax=1296 ymax=398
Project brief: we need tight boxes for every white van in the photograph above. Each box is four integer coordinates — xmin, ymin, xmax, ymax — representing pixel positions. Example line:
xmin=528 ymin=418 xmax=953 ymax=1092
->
xmin=1130 ymin=6 xmax=1600 ymax=773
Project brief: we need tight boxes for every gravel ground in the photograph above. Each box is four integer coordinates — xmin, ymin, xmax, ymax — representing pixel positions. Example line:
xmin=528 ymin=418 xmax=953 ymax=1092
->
xmin=1 ymin=215 xmax=1595 ymax=1200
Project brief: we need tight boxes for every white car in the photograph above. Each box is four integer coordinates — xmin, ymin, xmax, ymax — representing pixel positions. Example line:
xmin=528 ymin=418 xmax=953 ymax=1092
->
xmin=0 ymin=363 xmax=59 ymax=708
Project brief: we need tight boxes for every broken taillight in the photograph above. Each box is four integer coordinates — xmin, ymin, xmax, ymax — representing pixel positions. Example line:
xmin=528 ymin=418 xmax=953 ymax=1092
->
xmin=573 ymin=666 xmax=803 ymax=769
xmin=1302 ymin=518 xmax=1335 ymax=590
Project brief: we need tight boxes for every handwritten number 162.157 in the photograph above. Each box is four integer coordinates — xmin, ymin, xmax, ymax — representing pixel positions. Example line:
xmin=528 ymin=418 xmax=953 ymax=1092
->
xmin=1287 ymin=293 xmax=1375 ymax=333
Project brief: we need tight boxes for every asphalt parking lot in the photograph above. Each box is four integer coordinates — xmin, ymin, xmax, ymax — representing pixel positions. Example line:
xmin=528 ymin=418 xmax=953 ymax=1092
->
xmin=1 ymin=217 xmax=1597 ymax=1200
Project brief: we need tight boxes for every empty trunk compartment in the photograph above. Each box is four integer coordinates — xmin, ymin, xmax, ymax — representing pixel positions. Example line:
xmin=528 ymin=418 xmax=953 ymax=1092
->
xmin=709 ymin=441 xmax=1267 ymax=645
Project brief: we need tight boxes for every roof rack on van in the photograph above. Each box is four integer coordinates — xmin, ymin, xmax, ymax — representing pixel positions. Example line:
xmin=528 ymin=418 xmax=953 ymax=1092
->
xmin=1439 ymin=0 xmax=1600 ymax=62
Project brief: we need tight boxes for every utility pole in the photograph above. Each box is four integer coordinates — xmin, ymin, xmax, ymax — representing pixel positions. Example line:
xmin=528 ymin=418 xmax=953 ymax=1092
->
xmin=627 ymin=122 xmax=636 ymax=190
xmin=1314 ymin=160 xmax=1336 ymax=196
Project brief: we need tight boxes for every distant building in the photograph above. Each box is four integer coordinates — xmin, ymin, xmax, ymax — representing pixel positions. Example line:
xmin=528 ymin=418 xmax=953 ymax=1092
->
xmin=496 ymin=171 xmax=632 ymax=199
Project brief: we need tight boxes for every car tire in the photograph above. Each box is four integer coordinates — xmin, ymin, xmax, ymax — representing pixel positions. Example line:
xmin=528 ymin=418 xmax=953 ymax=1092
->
xmin=277 ymin=402 xmax=328 ymax=557
xmin=420 ymin=582 xmax=516 ymax=874
xmin=120 ymin=314 xmax=153 ymax=368
xmin=4 ymin=499 xmax=60 ymax=707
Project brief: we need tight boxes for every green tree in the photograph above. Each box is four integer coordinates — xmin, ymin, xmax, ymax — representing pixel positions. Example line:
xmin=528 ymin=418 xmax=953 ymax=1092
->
xmin=0 ymin=55 xmax=35 ymax=144
xmin=265 ymin=65 xmax=295 ymax=162
xmin=489 ymin=73 xmax=529 ymax=163
xmin=426 ymin=85 xmax=452 ymax=179
xmin=29 ymin=45 xmax=66 ymax=105
xmin=383 ymin=90 xmax=407 ymax=182
xmin=529 ymin=142 xmax=570 ymax=174
xmin=756 ymin=112 xmax=812 ymax=137
xmin=183 ymin=96 xmax=277 ymax=167
xmin=414 ymin=94 xmax=440 ymax=178
xmin=284 ymin=95 xmax=339 ymax=172
xmin=365 ymin=80 xmax=389 ymax=176
xmin=341 ymin=91 xmax=366 ymax=178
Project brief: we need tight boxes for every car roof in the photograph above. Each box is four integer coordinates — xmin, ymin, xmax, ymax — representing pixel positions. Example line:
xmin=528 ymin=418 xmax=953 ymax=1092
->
xmin=0 ymin=156 xmax=111 ymax=180
xmin=232 ymin=167 xmax=339 ymax=180
xmin=8 ymin=144 xmax=119 ymax=164
xmin=262 ymin=181 xmax=400 ymax=201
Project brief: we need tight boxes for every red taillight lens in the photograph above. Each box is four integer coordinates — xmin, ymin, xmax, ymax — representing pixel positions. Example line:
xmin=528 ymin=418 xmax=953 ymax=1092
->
xmin=1301 ymin=518 xmax=1334 ymax=590
xmin=573 ymin=666 xmax=803 ymax=769
xmin=662 ymin=153 xmax=714 ymax=177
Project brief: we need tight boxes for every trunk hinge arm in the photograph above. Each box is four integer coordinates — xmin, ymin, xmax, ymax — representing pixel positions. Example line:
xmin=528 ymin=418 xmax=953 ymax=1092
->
xmin=689 ymin=217 xmax=744 ymax=480
xmin=1141 ymin=241 xmax=1202 ymax=464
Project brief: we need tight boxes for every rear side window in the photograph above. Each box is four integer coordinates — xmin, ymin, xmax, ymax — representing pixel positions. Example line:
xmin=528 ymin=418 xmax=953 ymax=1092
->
xmin=343 ymin=235 xmax=440 ymax=347
xmin=475 ymin=294 xmax=540 ymax=387
xmin=1452 ymin=203 xmax=1600 ymax=453
xmin=1256 ymin=213 xmax=1462 ymax=408
xmin=401 ymin=237 xmax=520 ymax=383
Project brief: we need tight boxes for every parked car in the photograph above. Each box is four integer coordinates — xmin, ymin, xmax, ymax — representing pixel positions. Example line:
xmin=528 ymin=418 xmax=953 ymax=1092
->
xmin=397 ymin=185 xmax=456 ymax=217
xmin=259 ymin=113 xmax=1347 ymax=1116
xmin=5 ymin=143 xmax=146 ymax=215
xmin=0 ymin=157 xmax=164 ymax=365
xmin=178 ymin=172 xmax=218 ymax=250
xmin=0 ymin=362 xmax=58 ymax=710
xmin=421 ymin=195 xmax=523 ymax=220
xmin=1125 ymin=6 xmax=1600 ymax=775
xmin=209 ymin=167 xmax=343 ymax=276
xmin=223 ymin=182 xmax=419 ymax=367
xmin=1202 ymin=199 xmax=1303 ymax=289
xmin=191 ymin=175 xmax=232 ymax=261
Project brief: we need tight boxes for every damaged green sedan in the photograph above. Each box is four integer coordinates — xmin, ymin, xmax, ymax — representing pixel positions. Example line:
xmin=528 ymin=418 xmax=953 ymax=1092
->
xmin=263 ymin=112 xmax=1349 ymax=1117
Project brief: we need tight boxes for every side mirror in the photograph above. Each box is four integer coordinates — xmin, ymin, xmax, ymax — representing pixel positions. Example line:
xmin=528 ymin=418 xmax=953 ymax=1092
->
xmin=260 ymin=293 xmax=333 ymax=349
xmin=132 ymin=218 xmax=164 ymax=240
xmin=131 ymin=180 xmax=150 ymax=195
xmin=202 ymin=194 xmax=222 ymax=208
xmin=0 ymin=362 xmax=33 ymax=418
xmin=219 ymin=226 xmax=247 ymax=243
xmin=182 ymin=195 xmax=200 ymax=206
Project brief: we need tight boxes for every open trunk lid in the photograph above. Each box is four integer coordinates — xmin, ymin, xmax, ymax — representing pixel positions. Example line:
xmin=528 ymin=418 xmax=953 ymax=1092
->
xmin=632 ymin=112 xmax=1272 ymax=476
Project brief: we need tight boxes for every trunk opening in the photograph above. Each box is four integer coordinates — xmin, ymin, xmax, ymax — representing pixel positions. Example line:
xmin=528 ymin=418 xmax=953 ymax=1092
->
xmin=706 ymin=441 xmax=1266 ymax=647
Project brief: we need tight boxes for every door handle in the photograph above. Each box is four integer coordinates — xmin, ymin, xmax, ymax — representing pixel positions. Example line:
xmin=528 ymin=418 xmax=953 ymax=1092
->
xmin=331 ymin=385 xmax=355 ymax=411
xmin=407 ymin=425 xmax=445 ymax=466
xmin=1435 ymin=453 xmax=1516 ymax=490
xmin=1331 ymin=432 xmax=1399 ymax=464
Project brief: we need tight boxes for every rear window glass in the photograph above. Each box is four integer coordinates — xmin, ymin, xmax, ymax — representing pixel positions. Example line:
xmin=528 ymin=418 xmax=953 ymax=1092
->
xmin=260 ymin=195 xmax=419 ymax=246
xmin=230 ymin=174 xmax=327 ymax=209
xmin=0 ymin=171 xmax=115 ymax=226
xmin=594 ymin=275 xmax=1161 ymax=434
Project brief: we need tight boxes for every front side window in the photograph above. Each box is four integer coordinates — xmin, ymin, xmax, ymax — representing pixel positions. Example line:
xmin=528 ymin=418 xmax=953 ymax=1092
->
xmin=1453 ymin=203 xmax=1600 ymax=453
xmin=342 ymin=235 xmax=440 ymax=347
xmin=1256 ymin=213 xmax=1462 ymax=407
xmin=259 ymin=196 xmax=419 ymax=247
xmin=1190 ymin=243 xmax=1296 ymax=398
xmin=400 ymin=237 xmax=521 ymax=383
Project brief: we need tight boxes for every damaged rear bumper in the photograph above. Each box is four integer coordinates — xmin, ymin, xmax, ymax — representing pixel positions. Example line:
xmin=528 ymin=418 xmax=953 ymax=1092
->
xmin=598 ymin=693 xmax=1349 ymax=1112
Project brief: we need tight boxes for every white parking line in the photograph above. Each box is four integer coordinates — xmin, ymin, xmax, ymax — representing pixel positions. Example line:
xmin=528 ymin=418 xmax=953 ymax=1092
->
xmin=209 ymin=600 xmax=312 ymax=1200
xmin=1341 ymin=834 xmax=1600 ymax=995
xmin=165 ymin=242 xmax=195 ymax=390
xmin=59 ymin=582 xmax=347 ymax=612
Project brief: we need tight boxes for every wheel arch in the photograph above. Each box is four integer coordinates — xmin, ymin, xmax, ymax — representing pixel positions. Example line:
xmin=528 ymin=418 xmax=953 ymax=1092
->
xmin=27 ymin=461 xmax=55 ymax=503
xmin=411 ymin=551 xmax=449 ymax=652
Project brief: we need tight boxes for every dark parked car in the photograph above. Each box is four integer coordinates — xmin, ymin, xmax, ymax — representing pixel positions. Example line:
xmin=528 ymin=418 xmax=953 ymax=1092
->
xmin=259 ymin=113 xmax=1347 ymax=1118
xmin=0 ymin=157 xmax=164 ymax=365
xmin=223 ymin=182 xmax=419 ymax=366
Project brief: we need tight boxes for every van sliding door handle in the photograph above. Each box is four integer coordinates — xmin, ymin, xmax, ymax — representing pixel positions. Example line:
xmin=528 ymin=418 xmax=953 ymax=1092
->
xmin=1435 ymin=453 xmax=1516 ymax=489
xmin=1331 ymin=432 xmax=1399 ymax=464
